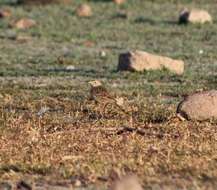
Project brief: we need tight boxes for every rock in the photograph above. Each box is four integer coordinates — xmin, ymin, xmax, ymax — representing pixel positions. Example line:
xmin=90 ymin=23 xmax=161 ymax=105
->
xmin=14 ymin=18 xmax=36 ymax=29
xmin=65 ymin=65 xmax=75 ymax=71
xmin=179 ymin=9 xmax=212 ymax=24
xmin=199 ymin=49 xmax=204 ymax=55
xmin=177 ymin=90 xmax=217 ymax=121
xmin=110 ymin=175 xmax=143 ymax=190
xmin=76 ymin=4 xmax=92 ymax=17
xmin=100 ymin=50 xmax=106 ymax=57
xmin=113 ymin=0 xmax=125 ymax=5
xmin=0 ymin=9 xmax=11 ymax=18
xmin=118 ymin=50 xmax=184 ymax=75
xmin=74 ymin=179 xmax=82 ymax=187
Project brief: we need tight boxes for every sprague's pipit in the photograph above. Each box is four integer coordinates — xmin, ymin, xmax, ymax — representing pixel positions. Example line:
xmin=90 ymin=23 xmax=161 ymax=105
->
xmin=88 ymin=80 xmax=127 ymax=114
xmin=88 ymin=80 xmax=113 ymax=102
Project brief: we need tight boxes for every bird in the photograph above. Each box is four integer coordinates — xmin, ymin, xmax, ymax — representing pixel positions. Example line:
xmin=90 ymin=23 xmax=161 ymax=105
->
xmin=88 ymin=80 xmax=128 ymax=116
xmin=88 ymin=80 xmax=112 ymax=102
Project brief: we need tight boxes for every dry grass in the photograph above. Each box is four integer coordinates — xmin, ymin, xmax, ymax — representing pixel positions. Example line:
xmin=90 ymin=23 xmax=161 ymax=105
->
xmin=0 ymin=78 xmax=217 ymax=189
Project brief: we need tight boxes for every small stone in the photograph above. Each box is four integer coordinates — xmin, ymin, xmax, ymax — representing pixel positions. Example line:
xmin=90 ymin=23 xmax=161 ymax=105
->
xmin=177 ymin=90 xmax=217 ymax=121
xmin=65 ymin=65 xmax=75 ymax=71
xmin=76 ymin=4 xmax=92 ymax=17
xmin=113 ymin=0 xmax=125 ymax=5
xmin=118 ymin=50 xmax=184 ymax=75
xmin=100 ymin=50 xmax=106 ymax=57
xmin=14 ymin=18 xmax=36 ymax=29
xmin=199 ymin=49 xmax=204 ymax=54
xmin=111 ymin=175 xmax=143 ymax=190
xmin=0 ymin=9 xmax=11 ymax=18
xmin=74 ymin=179 xmax=81 ymax=187
xmin=179 ymin=9 xmax=212 ymax=24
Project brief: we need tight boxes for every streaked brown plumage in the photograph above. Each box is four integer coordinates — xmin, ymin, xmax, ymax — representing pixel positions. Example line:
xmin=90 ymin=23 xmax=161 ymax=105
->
xmin=88 ymin=80 xmax=130 ymax=117
xmin=89 ymin=80 xmax=114 ymax=103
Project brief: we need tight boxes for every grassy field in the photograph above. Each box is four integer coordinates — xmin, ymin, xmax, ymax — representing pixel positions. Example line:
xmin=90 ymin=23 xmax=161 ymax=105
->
xmin=0 ymin=0 xmax=217 ymax=189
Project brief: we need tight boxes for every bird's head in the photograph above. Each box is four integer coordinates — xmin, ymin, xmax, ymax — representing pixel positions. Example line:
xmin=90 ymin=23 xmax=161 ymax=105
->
xmin=88 ymin=80 xmax=102 ymax=87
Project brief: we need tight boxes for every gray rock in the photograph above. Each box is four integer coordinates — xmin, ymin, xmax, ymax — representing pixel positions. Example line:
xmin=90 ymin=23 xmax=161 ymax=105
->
xmin=0 ymin=182 xmax=12 ymax=190
xmin=118 ymin=50 xmax=184 ymax=75
xmin=177 ymin=90 xmax=217 ymax=121
xmin=179 ymin=9 xmax=212 ymax=24
xmin=65 ymin=65 xmax=76 ymax=71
